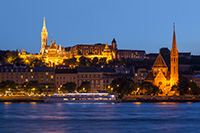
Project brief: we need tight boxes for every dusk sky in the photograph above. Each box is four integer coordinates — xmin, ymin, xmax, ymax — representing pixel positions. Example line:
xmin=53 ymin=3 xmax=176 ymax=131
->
xmin=1 ymin=0 xmax=200 ymax=54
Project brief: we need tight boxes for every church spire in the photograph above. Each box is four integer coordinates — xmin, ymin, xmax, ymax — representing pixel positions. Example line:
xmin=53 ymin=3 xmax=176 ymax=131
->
xmin=40 ymin=17 xmax=48 ymax=54
xmin=170 ymin=24 xmax=179 ymax=87
xmin=172 ymin=23 xmax=178 ymax=54
xmin=43 ymin=17 xmax=46 ymax=28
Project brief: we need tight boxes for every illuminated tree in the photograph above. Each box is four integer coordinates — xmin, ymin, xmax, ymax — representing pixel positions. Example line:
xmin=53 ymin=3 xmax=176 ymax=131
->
xmin=140 ymin=82 xmax=159 ymax=95
xmin=99 ymin=58 xmax=107 ymax=65
xmin=22 ymin=81 xmax=42 ymax=95
xmin=92 ymin=57 xmax=98 ymax=65
xmin=0 ymin=80 xmax=17 ymax=94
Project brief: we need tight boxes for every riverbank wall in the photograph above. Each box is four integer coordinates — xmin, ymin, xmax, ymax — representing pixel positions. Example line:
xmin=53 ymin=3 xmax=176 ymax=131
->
xmin=122 ymin=95 xmax=200 ymax=102
xmin=0 ymin=96 xmax=45 ymax=102
xmin=1 ymin=95 xmax=200 ymax=103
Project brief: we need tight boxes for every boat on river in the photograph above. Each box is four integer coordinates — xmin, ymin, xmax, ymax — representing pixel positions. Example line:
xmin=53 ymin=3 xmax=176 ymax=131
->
xmin=44 ymin=93 xmax=121 ymax=103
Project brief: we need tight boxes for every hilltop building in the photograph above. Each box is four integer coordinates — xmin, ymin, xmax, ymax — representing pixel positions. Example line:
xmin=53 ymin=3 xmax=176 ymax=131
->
xmin=19 ymin=17 xmax=146 ymax=66
xmin=145 ymin=26 xmax=179 ymax=95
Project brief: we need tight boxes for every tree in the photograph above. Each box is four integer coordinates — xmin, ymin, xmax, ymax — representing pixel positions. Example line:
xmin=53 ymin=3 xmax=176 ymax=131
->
xmin=79 ymin=56 xmax=87 ymax=66
xmin=177 ymin=76 xmax=189 ymax=95
xmin=60 ymin=82 xmax=76 ymax=93
xmin=63 ymin=58 xmax=77 ymax=66
xmin=14 ymin=57 xmax=25 ymax=66
xmin=99 ymin=58 xmax=107 ymax=65
xmin=92 ymin=57 xmax=98 ymax=65
xmin=110 ymin=77 xmax=137 ymax=97
xmin=177 ymin=76 xmax=200 ymax=95
xmin=23 ymin=81 xmax=42 ymax=95
xmin=85 ymin=58 xmax=92 ymax=66
xmin=88 ymin=52 xmax=94 ymax=55
xmin=78 ymin=50 xmax=82 ymax=55
xmin=4 ymin=51 xmax=18 ymax=64
xmin=140 ymin=82 xmax=159 ymax=95
xmin=188 ymin=82 xmax=200 ymax=95
xmin=29 ymin=58 xmax=47 ymax=67
xmin=78 ymin=81 xmax=90 ymax=92
xmin=0 ymin=80 xmax=17 ymax=94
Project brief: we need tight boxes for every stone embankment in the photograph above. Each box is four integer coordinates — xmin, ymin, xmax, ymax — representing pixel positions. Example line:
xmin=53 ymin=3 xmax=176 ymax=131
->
xmin=122 ymin=95 xmax=200 ymax=102
xmin=0 ymin=96 xmax=45 ymax=102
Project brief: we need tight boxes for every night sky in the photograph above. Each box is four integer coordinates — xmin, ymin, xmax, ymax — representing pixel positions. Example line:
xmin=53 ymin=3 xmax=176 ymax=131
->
xmin=1 ymin=0 xmax=200 ymax=55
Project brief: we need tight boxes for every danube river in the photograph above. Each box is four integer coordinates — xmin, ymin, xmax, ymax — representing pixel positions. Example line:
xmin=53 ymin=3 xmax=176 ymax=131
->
xmin=1 ymin=102 xmax=200 ymax=133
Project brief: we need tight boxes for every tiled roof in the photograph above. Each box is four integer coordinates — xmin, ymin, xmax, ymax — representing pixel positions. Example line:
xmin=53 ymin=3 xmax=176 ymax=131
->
xmin=34 ymin=67 xmax=55 ymax=72
xmin=145 ymin=72 xmax=154 ymax=80
xmin=55 ymin=69 xmax=77 ymax=74
xmin=77 ymin=66 xmax=99 ymax=72
xmin=99 ymin=67 xmax=116 ymax=73
xmin=153 ymin=53 xmax=167 ymax=68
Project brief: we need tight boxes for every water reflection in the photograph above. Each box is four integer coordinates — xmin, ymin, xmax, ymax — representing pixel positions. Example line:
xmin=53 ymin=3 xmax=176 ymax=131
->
xmin=1 ymin=102 xmax=200 ymax=132
xmin=155 ymin=102 xmax=179 ymax=107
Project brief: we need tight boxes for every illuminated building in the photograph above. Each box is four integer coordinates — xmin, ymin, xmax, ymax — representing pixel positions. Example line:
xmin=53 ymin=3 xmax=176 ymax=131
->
xmin=19 ymin=17 xmax=146 ymax=66
xmin=145 ymin=26 xmax=179 ymax=94
xmin=55 ymin=69 xmax=77 ymax=90
xmin=0 ymin=67 xmax=55 ymax=94
xmin=117 ymin=50 xmax=146 ymax=60
xmin=19 ymin=17 xmax=117 ymax=66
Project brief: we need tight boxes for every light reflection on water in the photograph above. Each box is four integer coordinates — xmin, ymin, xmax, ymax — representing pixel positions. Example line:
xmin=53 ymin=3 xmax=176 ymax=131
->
xmin=1 ymin=102 xmax=200 ymax=133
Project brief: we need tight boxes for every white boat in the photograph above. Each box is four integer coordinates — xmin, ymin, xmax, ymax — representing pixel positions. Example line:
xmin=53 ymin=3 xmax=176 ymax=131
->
xmin=44 ymin=93 xmax=121 ymax=103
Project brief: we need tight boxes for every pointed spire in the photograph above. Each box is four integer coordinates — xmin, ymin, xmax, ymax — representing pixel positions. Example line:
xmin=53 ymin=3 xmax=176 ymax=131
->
xmin=172 ymin=23 xmax=177 ymax=50
xmin=43 ymin=17 xmax=46 ymax=28
xmin=171 ymin=23 xmax=178 ymax=55
xmin=51 ymin=36 xmax=53 ymax=44
xmin=105 ymin=42 xmax=109 ymax=48
xmin=112 ymin=38 xmax=116 ymax=43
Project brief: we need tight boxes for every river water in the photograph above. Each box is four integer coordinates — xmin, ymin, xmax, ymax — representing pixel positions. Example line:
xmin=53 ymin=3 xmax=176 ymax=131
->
xmin=0 ymin=102 xmax=200 ymax=133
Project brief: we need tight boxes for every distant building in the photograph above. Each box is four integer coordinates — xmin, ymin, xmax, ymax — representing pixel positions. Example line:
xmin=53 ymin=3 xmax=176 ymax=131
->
xmin=179 ymin=52 xmax=191 ymax=59
xmin=0 ymin=67 xmax=55 ymax=94
xmin=146 ymin=53 xmax=159 ymax=60
xmin=117 ymin=50 xmax=146 ymax=60
xmin=135 ymin=68 xmax=148 ymax=83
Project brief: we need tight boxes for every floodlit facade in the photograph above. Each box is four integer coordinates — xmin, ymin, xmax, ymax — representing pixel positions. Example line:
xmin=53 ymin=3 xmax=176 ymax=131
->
xmin=145 ymin=26 xmax=179 ymax=94
xmin=19 ymin=17 xmax=116 ymax=66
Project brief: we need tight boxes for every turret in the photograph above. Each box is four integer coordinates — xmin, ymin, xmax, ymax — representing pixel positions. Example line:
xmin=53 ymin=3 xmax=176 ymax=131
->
xmin=111 ymin=38 xmax=117 ymax=49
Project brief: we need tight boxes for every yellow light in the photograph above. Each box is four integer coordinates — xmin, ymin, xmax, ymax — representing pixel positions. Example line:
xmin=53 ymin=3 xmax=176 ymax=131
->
xmin=4 ymin=102 xmax=12 ymax=104
xmin=133 ymin=102 xmax=141 ymax=105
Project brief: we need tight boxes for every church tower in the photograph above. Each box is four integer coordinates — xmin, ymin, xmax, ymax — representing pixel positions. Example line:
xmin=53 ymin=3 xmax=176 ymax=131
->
xmin=170 ymin=25 xmax=179 ymax=86
xmin=40 ymin=17 xmax=48 ymax=54
xmin=111 ymin=38 xmax=117 ymax=59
